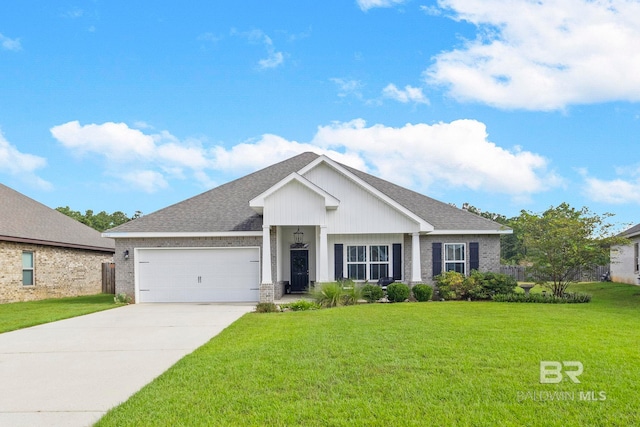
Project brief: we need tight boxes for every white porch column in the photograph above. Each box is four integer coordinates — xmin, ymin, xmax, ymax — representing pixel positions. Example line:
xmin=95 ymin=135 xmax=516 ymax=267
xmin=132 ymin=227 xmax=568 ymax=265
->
xmin=411 ymin=232 xmax=422 ymax=283
xmin=261 ymin=225 xmax=272 ymax=284
xmin=260 ymin=225 xmax=274 ymax=302
xmin=318 ymin=225 xmax=329 ymax=283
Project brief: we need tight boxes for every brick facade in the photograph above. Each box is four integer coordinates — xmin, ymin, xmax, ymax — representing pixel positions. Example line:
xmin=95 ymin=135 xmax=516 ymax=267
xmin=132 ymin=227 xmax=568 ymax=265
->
xmin=0 ymin=241 xmax=114 ymax=303
xmin=403 ymin=234 xmax=501 ymax=284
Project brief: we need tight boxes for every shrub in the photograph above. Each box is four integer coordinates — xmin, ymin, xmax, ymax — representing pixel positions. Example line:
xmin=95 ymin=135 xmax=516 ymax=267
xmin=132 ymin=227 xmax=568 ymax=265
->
xmin=255 ymin=302 xmax=279 ymax=313
xmin=436 ymin=271 xmax=518 ymax=301
xmin=280 ymin=300 xmax=321 ymax=311
xmin=467 ymin=271 xmax=518 ymax=300
xmin=493 ymin=292 xmax=591 ymax=303
xmin=412 ymin=284 xmax=433 ymax=302
xmin=312 ymin=282 xmax=345 ymax=308
xmin=387 ymin=283 xmax=410 ymax=302
xmin=435 ymin=271 xmax=471 ymax=300
xmin=341 ymin=280 xmax=364 ymax=305
xmin=361 ymin=284 xmax=384 ymax=303
xmin=114 ymin=293 xmax=132 ymax=304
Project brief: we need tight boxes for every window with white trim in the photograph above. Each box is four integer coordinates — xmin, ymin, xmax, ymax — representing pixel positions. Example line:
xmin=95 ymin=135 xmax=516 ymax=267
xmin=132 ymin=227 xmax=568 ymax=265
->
xmin=347 ymin=246 xmax=366 ymax=280
xmin=346 ymin=245 xmax=390 ymax=281
xmin=634 ymin=243 xmax=639 ymax=273
xmin=444 ymin=243 xmax=465 ymax=274
xmin=22 ymin=251 xmax=34 ymax=286
xmin=369 ymin=245 xmax=389 ymax=280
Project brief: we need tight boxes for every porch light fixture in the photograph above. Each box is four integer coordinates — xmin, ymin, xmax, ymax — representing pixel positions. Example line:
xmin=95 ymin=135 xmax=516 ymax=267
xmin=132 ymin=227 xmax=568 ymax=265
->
xmin=294 ymin=227 xmax=304 ymax=244
xmin=123 ymin=250 xmax=129 ymax=260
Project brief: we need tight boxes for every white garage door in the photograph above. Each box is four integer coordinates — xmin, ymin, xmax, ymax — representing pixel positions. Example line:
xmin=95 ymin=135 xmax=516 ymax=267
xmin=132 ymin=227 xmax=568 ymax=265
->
xmin=137 ymin=248 xmax=260 ymax=303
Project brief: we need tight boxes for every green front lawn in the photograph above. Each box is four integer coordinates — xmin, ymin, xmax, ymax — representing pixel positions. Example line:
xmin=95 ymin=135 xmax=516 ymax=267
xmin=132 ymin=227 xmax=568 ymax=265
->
xmin=0 ymin=294 xmax=119 ymax=333
xmin=97 ymin=283 xmax=640 ymax=426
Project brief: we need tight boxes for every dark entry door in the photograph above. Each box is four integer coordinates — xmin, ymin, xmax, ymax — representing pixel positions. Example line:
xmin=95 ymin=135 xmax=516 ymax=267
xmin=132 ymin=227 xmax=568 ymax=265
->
xmin=290 ymin=250 xmax=309 ymax=292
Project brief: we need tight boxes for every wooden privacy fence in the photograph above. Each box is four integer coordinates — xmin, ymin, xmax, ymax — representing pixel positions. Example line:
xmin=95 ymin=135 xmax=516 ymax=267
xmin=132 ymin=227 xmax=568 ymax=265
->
xmin=102 ymin=262 xmax=116 ymax=294
xmin=499 ymin=265 xmax=610 ymax=282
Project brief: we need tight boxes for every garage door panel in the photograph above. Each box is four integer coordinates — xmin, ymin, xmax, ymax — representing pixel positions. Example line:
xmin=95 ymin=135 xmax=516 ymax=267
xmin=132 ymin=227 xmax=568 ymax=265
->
xmin=137 ymin=248 xmax=260 ymax=303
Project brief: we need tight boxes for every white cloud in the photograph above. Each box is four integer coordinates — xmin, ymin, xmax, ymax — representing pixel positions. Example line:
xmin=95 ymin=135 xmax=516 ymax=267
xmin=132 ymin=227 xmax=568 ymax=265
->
xmin=331 ymin=78 xmax=364 ymax=99
xmin=581 ymin=166 xmax=640 ymax=204
xmin=357 ymin=0 xmax=407 ymax=11
xmin=382 ymin=84 xmax=429 ymax=104
xmin=232 ymin=29 xmax=284 ymax=69
xmin=51 ymin=121 xmax=156 ymax=160
xmin=51 ymin=119 xmax=559 ymax=199
xmin=210 ymin=133 xmax=366 ymax=173
xmin=420 ymin=5 xmax=442 ymax=16
xmin=259 ymin=49 xmax=284 ymax=69
xmin=121 ymin=170 xmax=168 ymax=193
xmin=0 ymin=33 xmax=21 ymax=51
xmin=426 ymin=0 xmax=640 ymax=110
xmin=312 ymin=119 xmax=560 ymax=196
xmin=211 ymin=119 xmax=560 ymax=199
xmin=0 ymin=129 xmax=51 ymax=189
xmin=51 ymin=121 xmax=214 ymax=192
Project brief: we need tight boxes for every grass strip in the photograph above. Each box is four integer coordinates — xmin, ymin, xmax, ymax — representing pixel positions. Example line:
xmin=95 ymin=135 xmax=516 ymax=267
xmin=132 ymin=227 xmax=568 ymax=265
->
xmin=0 ymin=293 xmax=119 ymax=333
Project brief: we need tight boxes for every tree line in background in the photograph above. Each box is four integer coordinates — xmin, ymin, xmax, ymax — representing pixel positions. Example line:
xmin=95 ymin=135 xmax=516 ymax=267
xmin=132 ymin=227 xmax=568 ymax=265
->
xmin=56 ymin=206 xmax=142 ymax=232
xmin=464 ymin=202 xmax=628 ymax=296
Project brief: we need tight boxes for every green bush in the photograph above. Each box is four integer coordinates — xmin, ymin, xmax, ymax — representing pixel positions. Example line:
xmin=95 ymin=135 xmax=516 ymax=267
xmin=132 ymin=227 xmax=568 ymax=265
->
xmin=342 ymin=281 xmax=363 ymax=306
xmin=114 ymin=293 xmax=132 ymax=304
xmin=467 ymin=271 xmax=518 ymax=300
xmin=280 ymin=300 xmax=321 ymax=311
xmin=493 ymin=292 xmax=591 ymax=303
xmin=412 ymin=284 xmax=433 ymax=302
xmin=312 ymin=282 xmax=345 ymax=308
xmin=435 ymin=271 xmax=471 ymax=300
xmin=361 ymin=284 xmax=384 ymax=303
xmin=387 ymin=283 xmax=410 ymax=302
xmin=436 ymin=271 xmax=518 ymax=301
xmin=255 ymin=302 xmax=279 ymax=313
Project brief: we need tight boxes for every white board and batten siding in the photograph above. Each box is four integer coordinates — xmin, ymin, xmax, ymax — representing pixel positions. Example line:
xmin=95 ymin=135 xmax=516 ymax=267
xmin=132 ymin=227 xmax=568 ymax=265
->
xmin=303 ymin=163 xmax=419 ymax=234
xmin=263 ymin=179 xmax=327 ymax=226
xmin=135 ymin=247 xmax=260 ymax=303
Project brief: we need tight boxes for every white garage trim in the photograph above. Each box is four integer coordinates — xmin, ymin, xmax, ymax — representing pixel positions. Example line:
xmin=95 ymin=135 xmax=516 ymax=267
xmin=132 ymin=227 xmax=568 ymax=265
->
xmin=134 ymin=247 xmax=261 ymax=303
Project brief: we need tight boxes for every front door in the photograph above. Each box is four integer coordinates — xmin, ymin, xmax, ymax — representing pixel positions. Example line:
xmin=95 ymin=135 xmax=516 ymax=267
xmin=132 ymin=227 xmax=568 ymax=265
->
xmin=290 ymin=250 xmax=309 ymax=292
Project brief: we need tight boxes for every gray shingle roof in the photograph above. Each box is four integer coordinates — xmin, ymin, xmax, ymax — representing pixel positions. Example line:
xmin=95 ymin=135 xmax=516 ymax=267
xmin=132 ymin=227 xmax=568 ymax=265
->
xmin=108 ymin=152 xmax=508 ymax=234
xmin=109 ymin=152 xmax=321 ymax=233
xmin=0 ymin=183 xmax=115 ymax=252
xmin=620 ymin=223 xmax=640 ymax=238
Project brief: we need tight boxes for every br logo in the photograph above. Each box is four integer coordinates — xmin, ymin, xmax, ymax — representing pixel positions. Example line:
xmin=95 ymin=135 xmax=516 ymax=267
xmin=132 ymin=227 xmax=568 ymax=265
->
xmin=539 ymin=361 xmax=583 ymax=384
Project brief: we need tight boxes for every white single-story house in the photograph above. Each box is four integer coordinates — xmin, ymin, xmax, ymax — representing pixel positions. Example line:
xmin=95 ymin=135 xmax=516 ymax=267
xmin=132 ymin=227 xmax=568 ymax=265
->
xmin=103 ymin=152 xmax=511 ymax=303
xmin=0 ymin=184 xmax=115 ymax=303
xmin=610 ymin=223 xmax=640 ymax=285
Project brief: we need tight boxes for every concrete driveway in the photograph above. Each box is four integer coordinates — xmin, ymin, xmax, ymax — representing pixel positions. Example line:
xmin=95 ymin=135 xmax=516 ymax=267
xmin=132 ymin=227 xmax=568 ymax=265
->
xmin=0 ymin=303 xmax=254 ymax=427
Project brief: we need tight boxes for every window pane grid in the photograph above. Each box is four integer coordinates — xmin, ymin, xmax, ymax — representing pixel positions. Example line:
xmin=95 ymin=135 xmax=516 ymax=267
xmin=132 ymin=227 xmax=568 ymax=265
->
xmin=22 ymin=251 xmax=34 ymax=286
xmin=346 ymin=245 xmax=390 ymax=281
xmin=444 ymin=244 xmax=465 ymax=275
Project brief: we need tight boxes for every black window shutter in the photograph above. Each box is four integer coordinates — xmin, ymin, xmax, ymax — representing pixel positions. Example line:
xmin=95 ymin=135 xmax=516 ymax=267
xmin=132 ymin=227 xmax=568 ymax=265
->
xmin=469 ymin=242 xmax=479 ymax=272
xmin=392 ymin=243 xmax=402 ymax=280
xmin=432 ymin=242 xmax=442 ymax=278
xmin=334 ymin=244 xmax=344 ymax=280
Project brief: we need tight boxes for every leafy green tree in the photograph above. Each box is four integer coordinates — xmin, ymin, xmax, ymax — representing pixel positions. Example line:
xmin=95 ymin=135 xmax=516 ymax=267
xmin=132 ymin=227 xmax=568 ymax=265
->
xmin=55 ymin=207 xmax=140 ymax=232
xmin=514 ymin=203 xmax=627 ymax=297
xmin=461 ymin=203 xmax=523 ymax=264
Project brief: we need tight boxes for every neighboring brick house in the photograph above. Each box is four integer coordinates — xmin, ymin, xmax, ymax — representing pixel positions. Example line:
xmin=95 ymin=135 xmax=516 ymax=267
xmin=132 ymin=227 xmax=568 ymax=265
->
xmin=0 ymin=184 xmax=115 ymax=303
xmin=610 ymin=223 xmax=640 ymax=285
xmin=104 ymin=152 xmax=511 ymax=303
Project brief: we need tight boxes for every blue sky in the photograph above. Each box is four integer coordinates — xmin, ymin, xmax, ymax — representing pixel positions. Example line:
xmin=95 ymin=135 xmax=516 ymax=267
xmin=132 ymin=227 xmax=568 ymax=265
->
xmin=1 ymin=0 xmax=640 ymax=230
